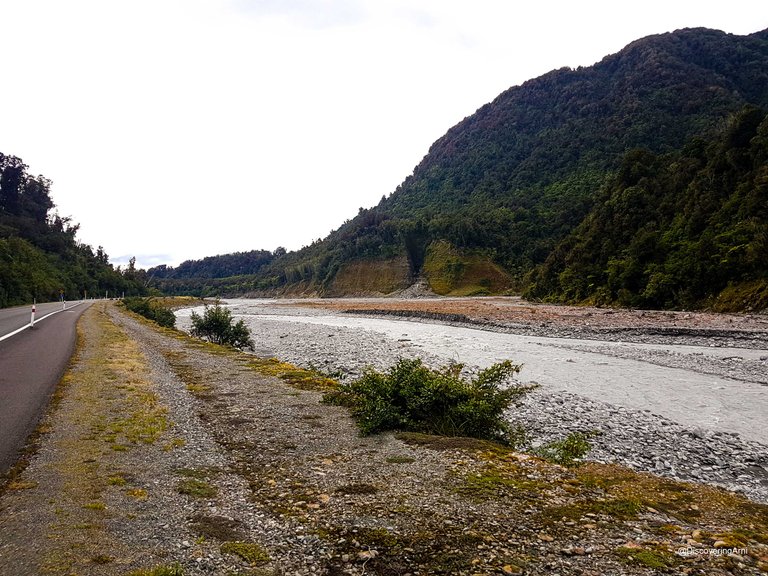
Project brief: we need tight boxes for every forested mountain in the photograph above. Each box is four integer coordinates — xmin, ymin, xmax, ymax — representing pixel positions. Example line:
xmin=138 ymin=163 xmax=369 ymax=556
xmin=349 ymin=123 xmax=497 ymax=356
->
xmin=525 ymin=106 xmax=768 ymax=310
xmin=149 ymin=27 xmax=768 ymax=310
xmin=0 ymin=153 xmax=145 ymax=307
xmin=149 ymin=249 xmax=278 ymax=296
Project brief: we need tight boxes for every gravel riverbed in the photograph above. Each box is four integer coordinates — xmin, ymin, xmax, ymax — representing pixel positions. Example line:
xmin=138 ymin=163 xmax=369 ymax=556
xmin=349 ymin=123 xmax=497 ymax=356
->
xmin=177 ymin=299 xmax=768 ymax=503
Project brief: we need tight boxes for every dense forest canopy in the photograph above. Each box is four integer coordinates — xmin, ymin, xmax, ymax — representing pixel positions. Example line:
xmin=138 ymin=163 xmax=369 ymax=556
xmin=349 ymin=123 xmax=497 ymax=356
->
xmin=146 ymin=27 xmax=768 ymax=310
xmin=149 ymin=249 xmax=279 ymax=297
xmin=0 ymin=153 xmax=146 ymax=307
xmin=525 ymin=106 xmax=768 ymax=310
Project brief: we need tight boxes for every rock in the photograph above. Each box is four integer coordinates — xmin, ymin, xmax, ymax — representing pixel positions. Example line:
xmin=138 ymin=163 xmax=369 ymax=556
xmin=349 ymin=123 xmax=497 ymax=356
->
xmin=358 ymin=550 xmax=378 ymax=560
xmin=538 ymin=533 xmax=555 ymax=542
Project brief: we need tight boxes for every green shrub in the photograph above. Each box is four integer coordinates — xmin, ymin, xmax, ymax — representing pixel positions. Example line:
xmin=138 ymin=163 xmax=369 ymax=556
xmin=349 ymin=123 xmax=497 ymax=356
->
xmin=190 ymin=302 xmax=254 ymax=350
xmin=533 ymin=431 xmax=593 ymax=466
xmin=323 ymin=358 xmax=532 ymax=443
xmin=122 ymin=297 xmax=176 ymax=328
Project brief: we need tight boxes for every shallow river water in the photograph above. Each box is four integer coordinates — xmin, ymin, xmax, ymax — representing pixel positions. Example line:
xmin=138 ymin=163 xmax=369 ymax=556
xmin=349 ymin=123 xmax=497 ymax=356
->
xmin=178 ymin=299 xmax=768 ymax=445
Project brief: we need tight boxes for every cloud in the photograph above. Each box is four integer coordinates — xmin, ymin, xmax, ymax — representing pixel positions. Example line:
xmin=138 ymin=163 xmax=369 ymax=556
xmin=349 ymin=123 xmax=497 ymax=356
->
xmin=227 ymin=0 xmax=368 ymax=28
xmin=112 ymin=254 xmax=175 ymax=269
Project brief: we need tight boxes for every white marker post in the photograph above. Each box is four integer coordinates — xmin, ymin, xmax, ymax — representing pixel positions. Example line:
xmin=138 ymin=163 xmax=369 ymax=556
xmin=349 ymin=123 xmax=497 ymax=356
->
xmin=30 ymin=304 xmax=36 ymax=327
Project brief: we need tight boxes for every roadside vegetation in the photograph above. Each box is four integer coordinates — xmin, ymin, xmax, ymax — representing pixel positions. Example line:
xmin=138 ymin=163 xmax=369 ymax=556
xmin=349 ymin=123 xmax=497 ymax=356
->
xmin=122 ymin=297 xmax=177 ymax=328
xmin=190 ymin=301 xmax=254 ymax=350
xmin=5 ymin=302 xmax=765 ymax=575
xmin=323 ymin=358 xmax=534 ymax=443
xmin=322 ymin=358 xmax=596 ymax=466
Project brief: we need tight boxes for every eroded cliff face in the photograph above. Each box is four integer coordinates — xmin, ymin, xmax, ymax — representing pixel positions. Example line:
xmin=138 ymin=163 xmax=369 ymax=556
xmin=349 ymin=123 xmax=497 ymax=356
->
xmin=324 ymin=256 xmax=412 ymax=297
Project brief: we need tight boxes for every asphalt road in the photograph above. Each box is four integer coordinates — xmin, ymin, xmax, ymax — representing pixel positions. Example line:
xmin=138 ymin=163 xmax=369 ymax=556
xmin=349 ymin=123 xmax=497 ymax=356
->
xmin=0 ymin=302 xmax=76 ymax=341
xmin=0 ymin=301 xmax=91 ymax=475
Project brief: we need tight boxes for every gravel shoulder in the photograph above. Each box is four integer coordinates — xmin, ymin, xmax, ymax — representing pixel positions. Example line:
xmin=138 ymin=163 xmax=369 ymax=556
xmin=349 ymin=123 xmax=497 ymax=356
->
xmin=1 ymin=302 xmax=767 ymax=575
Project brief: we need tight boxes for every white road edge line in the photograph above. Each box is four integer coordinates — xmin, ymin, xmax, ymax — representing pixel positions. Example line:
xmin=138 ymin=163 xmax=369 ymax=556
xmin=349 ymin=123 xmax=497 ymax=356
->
xmin=0 ymin=302 xmax=86 ymax=343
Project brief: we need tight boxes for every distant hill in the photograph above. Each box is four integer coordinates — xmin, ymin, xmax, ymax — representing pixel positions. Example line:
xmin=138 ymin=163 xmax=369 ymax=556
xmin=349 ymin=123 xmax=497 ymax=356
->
xmin=150 ymin=27 xmax=768 ymax=310
xmin=149 ymin=250 xmax=277 ymax=296
xmin=0 ymin=153 xmax=145 ymax=306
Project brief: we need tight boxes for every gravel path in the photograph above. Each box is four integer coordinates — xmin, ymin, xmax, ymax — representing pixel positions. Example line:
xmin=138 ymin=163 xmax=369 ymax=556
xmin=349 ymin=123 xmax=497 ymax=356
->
xmin=177 ymin=299 xmax=768 ymax=504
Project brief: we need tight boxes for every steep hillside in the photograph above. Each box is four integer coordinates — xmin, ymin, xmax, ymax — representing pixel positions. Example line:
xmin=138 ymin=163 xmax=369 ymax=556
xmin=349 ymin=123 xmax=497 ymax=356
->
xmin=150 ymin=27 xmax=768 ymax=305
xmin=525 ymin=105 xmax=768 ymax=311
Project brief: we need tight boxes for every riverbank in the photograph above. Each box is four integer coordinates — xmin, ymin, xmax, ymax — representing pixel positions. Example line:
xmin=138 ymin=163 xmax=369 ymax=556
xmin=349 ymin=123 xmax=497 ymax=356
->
xmin=2 ymin=302 xmax=767 ymax=575
xmin=176 ymin=298 xmax=768 ymax=503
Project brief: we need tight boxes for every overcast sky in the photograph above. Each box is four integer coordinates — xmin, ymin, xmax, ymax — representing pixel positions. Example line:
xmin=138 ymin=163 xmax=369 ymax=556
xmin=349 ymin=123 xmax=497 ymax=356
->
xmin=1 ymin=1 xmax=764 ymax=269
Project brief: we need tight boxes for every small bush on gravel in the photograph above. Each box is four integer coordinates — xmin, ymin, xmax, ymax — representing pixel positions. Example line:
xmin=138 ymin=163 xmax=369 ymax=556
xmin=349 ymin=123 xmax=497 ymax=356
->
xmin=533 ymin=431 xmax=594 ymax=466
xmin=323 ymin=358 xmax=532 ymax=443
xmin=122 ymin=297 xmax=177 ymax=328
xmin=189 ymin=302 xmax=254 ymax=350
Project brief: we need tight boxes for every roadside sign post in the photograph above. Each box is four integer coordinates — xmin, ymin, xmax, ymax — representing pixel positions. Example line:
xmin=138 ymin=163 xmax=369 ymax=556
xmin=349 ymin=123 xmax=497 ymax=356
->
xmin=30 ymin=304 xmax=36 ymax=327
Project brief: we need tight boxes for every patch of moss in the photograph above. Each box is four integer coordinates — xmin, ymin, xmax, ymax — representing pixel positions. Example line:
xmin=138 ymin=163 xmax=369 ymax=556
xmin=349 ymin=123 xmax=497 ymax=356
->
xmin=108 ymin=391 xmax=169 ymax=444
xmin=91 ymin=554 xmax=114 ymax=564
xmin=540 ymin=497 xmax=642 ymax=524
xmin=162 ymin=437 xmax=186 ymax=451
xmin=177 ymin=478 xmax=218 ymax=498
xmin=6 ymin=480 xmax=38 ymax=490
xmin=719 ymin=527 xmax=768 ymax=546
xmin=654 ymin=523 xmax=683 ymax=536
xmin=186 ymin=382 xmax=212 ymax=395
xmin=386 ymin=456 xmax=416 ymax=464
xmin=107 ymin=474 xmax=128 ymax=486
xmin=615 ymin=545 xmax=678 ymax=570
xmin=174 ymin=467 xmax=216 ymax=479
xmin=395 ymin=431 xmax=508 ymax=453
xmin=346 ymin=526 xmax=399 ymax=549
xmin=245 ymin=358 xmax=338 ymax=392
xmin=459 ymin=465 xmax=548 ymax=501
xmin=220 ymin=541 xmax=270 ymax=565
xmin=126 ymin=488 xmax=148 ymax=500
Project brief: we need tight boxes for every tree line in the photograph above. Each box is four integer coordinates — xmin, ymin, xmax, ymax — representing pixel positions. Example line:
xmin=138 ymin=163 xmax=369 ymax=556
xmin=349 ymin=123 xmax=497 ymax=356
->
xmin=0 ymin=153 xmax=146 ymax=307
